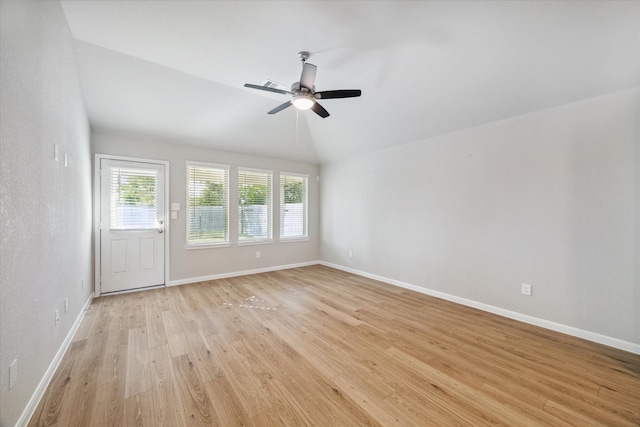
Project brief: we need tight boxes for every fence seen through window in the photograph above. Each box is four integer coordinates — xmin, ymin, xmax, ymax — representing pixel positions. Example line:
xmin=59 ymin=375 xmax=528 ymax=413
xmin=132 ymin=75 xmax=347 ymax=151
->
xmin=187 ymin=163 xmax=229 ymax=244
xmin=280 ymin=173 xmax=308 ymax=239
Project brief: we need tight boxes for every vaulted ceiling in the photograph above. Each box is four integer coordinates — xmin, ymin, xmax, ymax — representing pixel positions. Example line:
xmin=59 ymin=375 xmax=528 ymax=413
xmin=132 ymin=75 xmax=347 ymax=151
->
xmin=61 ymin=1 xmax=640 ymax=164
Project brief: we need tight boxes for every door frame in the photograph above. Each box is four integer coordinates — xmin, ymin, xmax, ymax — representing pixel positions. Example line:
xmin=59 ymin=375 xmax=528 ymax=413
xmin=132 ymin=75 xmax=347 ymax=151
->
xmin=94 ymin=153 xmax=170 ymax=297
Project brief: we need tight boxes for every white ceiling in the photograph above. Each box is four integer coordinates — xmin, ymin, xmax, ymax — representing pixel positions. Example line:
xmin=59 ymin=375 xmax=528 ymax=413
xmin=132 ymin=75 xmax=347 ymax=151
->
xmin=61 ymin=1 xmax=640 ymax=164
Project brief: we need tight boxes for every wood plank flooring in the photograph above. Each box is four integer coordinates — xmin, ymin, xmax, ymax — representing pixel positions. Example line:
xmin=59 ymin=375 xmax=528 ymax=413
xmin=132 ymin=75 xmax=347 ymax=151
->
xmin=29 ymin=265 xmax=640 ymax=426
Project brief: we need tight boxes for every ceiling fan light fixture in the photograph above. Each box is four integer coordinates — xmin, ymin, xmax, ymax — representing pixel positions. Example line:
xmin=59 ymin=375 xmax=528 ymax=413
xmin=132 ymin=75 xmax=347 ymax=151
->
xmin=292 ymin=94 xmax=314 ymax=110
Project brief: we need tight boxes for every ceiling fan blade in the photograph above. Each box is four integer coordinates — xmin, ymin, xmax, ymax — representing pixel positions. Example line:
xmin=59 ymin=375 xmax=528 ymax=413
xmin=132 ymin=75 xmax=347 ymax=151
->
xmin=244 ymin=83 xmax=291 ymax=95
xmin=300 ymin=63 xmax=317 ymax=90
xmin=311 ymin=101 xmax=330 ymax=118
xmin=314 ymin=89 xmax=362 ymax=99
xmin=267 ymin=101 xmax=293 ymax=115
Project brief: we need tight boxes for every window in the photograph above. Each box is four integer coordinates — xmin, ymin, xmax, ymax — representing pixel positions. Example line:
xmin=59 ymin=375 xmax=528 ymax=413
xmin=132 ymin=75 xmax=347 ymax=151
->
xmin=280 ymin=173 xmax=308 ymax=240
xmin=110 ymin=166 xmax=158 ymax=230
xmin=238 ymin=168 xmax=272 ymax=243
xmin=186 ymin=162 xmax=229 ymax=246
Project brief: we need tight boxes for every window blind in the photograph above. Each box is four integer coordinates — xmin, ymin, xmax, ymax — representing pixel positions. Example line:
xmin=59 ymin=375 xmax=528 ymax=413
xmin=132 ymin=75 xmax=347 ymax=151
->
xmin=186 ymin=163 xmax=229 ymax=244
xmin=110 ymin=167 xmax=158 ymax=230
xmin=280 ymin=173 xmax=308 ymax=239
xmin=238 ymin=168 xmax=272 ymax=241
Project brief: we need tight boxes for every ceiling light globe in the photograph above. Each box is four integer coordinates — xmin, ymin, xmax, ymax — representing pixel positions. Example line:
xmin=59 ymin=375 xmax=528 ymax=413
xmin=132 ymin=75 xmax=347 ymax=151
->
xmin=292 ymin=95 xmax=314 ymax=110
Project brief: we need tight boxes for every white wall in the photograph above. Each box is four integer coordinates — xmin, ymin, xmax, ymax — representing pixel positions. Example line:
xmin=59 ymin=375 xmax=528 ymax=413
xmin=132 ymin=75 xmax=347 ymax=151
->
xmin=0 ymin=1 xmax=93 ymax=425
xmin=92 ymin=132 xmax=320 ymax=285
xmin=321 ymin=88 xmax=640 ymax=346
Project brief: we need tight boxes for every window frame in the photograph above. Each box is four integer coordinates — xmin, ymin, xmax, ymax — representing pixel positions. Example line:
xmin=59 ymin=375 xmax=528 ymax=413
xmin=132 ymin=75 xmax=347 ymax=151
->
xmin=279 ymin=172 xmax=309 ymax=242
xmin=237 ymin=167 xmax=274 ymax=245
xmin=185 ymin=161 xmax=230 ymax=249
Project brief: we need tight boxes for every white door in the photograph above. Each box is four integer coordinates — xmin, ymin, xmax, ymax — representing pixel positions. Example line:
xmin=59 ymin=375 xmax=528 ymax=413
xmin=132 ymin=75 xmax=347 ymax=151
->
xmin=99 ymin=159 xmax=165 ymax=293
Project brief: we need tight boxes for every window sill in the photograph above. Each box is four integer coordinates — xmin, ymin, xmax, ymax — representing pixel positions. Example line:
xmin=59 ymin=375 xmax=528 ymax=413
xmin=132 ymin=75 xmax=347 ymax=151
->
xmin=184 ymin=242 xmax=231 ymax=250
xmin=279 ymin=237 xmax=309 ymax=243
xmin=237 ymin=239 xmax=274 ymax=247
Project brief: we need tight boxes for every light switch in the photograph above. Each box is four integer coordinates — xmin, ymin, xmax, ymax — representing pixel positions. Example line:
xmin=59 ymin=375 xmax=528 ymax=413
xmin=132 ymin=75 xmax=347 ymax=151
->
xmin=171 ymin=203 xmax=181 ymax=211
xmin=171 ymin=211 xmax=178 ymax=219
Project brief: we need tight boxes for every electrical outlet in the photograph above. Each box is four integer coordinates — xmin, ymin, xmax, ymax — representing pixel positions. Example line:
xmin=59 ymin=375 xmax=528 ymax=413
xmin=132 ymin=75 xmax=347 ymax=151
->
xmin=348 ymin=250 xmax=353 ymax=258
xmin=55 ymin=309 xmax=60 ymax=326
xmin=64 ymin=298 xmax=69 ymax=313
xmin=521 ymin=283 xmax=532 ymax=296
xmin=256 ymin=251 xmax=261 ymax=258
xmin=9 ymin=359 xmax=18 ymax=389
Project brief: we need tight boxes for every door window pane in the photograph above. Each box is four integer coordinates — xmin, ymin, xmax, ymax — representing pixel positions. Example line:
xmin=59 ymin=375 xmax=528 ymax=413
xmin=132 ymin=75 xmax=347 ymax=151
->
xmin=110 ymin=167 xmax=158 ymax=229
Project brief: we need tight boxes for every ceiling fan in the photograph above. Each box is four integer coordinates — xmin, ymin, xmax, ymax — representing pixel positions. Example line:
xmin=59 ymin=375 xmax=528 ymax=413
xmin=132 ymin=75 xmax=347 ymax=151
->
xmin=244 ymin=51 xmax=362 ymax=118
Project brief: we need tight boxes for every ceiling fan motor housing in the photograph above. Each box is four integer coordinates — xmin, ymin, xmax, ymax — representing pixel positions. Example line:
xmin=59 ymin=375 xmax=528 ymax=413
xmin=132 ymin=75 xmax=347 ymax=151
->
xmin=291 ymin=82 xmax=315 ymax=95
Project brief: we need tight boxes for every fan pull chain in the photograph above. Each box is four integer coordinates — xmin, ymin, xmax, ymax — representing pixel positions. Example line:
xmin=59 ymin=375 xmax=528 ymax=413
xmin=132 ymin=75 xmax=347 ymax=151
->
xmin=295 ymin=109 xmax=300 ymax=156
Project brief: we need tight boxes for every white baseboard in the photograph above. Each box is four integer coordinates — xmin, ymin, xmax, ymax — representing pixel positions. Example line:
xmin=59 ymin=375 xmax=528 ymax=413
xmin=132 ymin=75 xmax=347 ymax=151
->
xmin=16 ymin=295 xmax=94 ymax=427
xmin=320 ymin=261 xmax=640 ymax=355
xmin=168 ymin=261 xmax=320 ymax=287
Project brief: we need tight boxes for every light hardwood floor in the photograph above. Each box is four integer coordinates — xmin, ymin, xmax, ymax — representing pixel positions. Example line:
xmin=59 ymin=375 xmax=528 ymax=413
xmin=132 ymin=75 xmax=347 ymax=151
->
xmin=29 ymin=265 xmax=640 ymax=426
